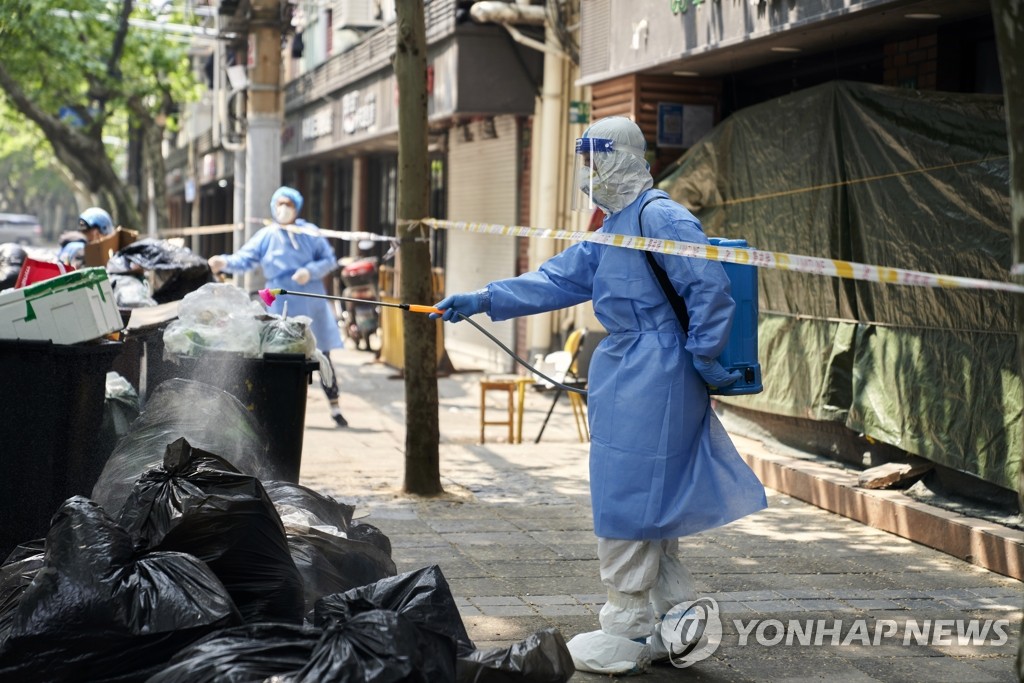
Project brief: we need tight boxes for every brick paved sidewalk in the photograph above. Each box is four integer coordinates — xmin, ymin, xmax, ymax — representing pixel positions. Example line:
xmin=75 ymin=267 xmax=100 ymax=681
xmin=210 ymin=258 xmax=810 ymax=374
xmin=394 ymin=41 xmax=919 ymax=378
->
xmin=298 ymin=347 xmax=1022 ymax=682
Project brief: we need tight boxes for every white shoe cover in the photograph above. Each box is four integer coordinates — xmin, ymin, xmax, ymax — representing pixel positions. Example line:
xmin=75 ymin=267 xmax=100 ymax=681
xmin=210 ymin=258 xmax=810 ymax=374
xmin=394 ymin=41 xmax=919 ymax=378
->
xmin=648 ymin=626 xmax=671 ymax=663
xmin=567 ymin=630 xmax=652 ymax=676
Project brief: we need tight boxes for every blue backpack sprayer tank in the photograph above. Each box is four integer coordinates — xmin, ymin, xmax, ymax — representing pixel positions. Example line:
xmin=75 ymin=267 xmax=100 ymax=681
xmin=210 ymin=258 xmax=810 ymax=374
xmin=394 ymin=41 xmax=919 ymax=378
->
xmin=707 ymin=237 xmax=762 ymax=396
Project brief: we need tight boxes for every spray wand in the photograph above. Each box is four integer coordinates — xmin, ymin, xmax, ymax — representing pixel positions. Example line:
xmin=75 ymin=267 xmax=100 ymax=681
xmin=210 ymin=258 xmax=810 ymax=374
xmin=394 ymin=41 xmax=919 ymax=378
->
xmin=258 ymin=288 xmax=586 ymax=395
xmin=259 ymin=288 xmax=442 ymax=315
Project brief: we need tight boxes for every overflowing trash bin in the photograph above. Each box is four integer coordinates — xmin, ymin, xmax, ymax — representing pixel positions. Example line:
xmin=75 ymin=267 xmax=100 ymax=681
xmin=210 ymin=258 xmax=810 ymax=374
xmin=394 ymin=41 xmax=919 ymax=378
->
xmin=159 ymin=283 xmax=328 ymax=482
xmin=174 ymin=351 xmax=319 ymax=483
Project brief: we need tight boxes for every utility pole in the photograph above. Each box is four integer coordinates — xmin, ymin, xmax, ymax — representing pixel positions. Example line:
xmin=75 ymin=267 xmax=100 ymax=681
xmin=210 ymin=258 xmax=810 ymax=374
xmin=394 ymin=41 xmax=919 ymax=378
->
xmin=241 ymin=0 xmax=283 ymax=292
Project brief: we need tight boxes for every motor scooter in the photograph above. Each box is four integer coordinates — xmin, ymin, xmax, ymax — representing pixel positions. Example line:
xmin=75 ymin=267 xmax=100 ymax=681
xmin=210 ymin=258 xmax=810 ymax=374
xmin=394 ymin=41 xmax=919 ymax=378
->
xmin=338 ymin=255 xmax=379 ymax=351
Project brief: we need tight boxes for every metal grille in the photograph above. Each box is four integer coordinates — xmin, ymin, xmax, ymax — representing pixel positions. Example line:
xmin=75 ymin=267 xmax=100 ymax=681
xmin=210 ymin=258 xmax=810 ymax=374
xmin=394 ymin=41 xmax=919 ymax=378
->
xmin=579 ymin=0 xmax=610 ymax=80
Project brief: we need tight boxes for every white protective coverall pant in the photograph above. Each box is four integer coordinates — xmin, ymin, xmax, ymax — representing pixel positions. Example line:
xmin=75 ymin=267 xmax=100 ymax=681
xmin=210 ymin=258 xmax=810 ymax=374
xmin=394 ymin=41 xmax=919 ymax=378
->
xmin=567 ymin=538 xmax=695 ymax=674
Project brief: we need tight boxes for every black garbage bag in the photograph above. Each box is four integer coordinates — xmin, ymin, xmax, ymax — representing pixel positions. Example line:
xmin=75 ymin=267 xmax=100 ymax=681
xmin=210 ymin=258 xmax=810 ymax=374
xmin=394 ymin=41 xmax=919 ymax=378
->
xmin=456 ymin=628 xmax=575 ymax=683
xmin=0 ymin=243 xmax=26 ymax=291
xmin=347 ymin=518 xmax=393 ymax=557
xmin=316 ymin=564 xmax=475 ymax=657
xmin=117 ymin=438 xmax=306 ymax=625
xmin=264 ymin=480 xmax=357 ymax=531
xmin=0 ymin=540 xmax=45 ymax=650
xmin=285 ymin=609 xmax=456 ymax=683
xmin=264 ymin=480 xmax=393 ymax=557
xmin=265 ymin=480 xmax=397 ymax=611
xmin=106 ymin=238 xmax=214 ymax=303
xmin=286 ymin=528 xmax=397 ymax=617
xmin=91 ymin=378 xmax=273 ymax=513
xmin=145 ymin=622 xmax=321 ymax=683
xmin=266 ymin=481 xmax=392 ymax=549
xmin=0 ymin=496 xmax=241 ymax=683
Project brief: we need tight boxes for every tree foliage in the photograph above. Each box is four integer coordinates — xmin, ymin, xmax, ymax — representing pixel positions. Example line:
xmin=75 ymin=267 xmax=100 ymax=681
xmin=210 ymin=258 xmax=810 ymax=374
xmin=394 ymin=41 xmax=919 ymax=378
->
xmin=0 ymin=0 xmax=201 ymax=230
xmin=0 ymin=101 xmax=79 ymax=239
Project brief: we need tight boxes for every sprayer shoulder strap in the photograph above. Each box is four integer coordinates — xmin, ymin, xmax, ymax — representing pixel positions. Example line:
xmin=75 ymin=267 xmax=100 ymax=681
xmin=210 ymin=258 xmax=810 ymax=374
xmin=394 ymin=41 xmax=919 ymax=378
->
xmin=639 ymin=195 xmax=690 ymax=334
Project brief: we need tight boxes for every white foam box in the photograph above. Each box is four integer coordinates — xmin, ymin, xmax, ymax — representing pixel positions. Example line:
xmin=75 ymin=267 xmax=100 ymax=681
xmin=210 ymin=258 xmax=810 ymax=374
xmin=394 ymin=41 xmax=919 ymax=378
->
xmin=0 ymin=267 xmax=123 ymax=344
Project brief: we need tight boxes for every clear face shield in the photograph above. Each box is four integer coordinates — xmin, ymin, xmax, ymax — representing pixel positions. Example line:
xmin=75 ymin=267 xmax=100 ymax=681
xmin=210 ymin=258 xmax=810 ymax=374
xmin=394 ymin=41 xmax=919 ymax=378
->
xmin=572 ymin=137 xmax=615 ymax=213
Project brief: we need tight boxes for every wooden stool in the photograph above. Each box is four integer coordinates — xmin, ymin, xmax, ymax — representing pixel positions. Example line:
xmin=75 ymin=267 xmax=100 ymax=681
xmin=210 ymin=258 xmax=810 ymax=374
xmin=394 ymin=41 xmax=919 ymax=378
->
xmin=479 ymin=378 xmax=516 ymax=444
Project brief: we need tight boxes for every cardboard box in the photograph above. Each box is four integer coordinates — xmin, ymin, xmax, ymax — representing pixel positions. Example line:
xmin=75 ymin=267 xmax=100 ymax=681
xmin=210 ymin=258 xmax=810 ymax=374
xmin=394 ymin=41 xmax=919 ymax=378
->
xmin=0 ymin=267 xmax=123 ymax=344
xmin=84 ymin=227 xmax=138 ymax=267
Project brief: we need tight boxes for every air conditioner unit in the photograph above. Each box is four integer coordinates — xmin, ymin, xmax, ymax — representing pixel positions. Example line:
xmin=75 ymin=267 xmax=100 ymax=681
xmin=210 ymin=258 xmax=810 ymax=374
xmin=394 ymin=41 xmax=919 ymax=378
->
xmin=336 ymin=0 xmax=383 ymax=29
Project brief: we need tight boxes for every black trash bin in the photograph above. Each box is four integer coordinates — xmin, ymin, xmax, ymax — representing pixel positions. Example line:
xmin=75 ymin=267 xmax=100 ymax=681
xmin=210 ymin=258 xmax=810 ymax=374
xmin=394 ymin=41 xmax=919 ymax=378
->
xmin=111 ymin=323 xmax=179 ymax=407
xmin=0 ymin=339 xmax=123 ymax=559
xmin=174 ymin=352 xmax=319 ymax=484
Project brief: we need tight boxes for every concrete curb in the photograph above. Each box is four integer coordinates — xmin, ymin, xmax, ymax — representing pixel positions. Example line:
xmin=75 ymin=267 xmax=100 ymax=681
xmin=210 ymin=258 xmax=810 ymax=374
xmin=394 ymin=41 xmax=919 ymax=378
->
xmin=733 ymin=434 xmax=1024 ymax=581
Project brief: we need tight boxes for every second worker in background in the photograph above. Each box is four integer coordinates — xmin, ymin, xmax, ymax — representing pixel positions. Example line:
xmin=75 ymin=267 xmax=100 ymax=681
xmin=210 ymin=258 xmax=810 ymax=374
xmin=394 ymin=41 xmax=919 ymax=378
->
xmin=208 ymin=185 xmax=349 ymax=427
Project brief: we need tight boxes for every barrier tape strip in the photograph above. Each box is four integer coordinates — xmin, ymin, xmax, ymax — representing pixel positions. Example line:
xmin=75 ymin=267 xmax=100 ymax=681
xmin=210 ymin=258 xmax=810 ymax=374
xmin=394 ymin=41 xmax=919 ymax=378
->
xmin=420 ymin=218 xmax=1024 ymax=296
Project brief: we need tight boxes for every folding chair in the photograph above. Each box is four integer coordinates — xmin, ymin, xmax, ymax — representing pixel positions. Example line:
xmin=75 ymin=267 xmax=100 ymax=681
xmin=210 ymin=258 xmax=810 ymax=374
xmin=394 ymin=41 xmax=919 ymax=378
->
xmin=533 ymin=329 xmax=589 ymax=443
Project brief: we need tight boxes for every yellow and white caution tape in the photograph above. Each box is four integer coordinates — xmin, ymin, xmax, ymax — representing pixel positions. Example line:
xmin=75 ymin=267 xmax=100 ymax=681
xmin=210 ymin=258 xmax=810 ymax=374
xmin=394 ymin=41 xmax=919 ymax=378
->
xmin=421 ymin=217 xmax=1024 ymax=296
xmin=244 ymin=217 xmax=398 ymax=244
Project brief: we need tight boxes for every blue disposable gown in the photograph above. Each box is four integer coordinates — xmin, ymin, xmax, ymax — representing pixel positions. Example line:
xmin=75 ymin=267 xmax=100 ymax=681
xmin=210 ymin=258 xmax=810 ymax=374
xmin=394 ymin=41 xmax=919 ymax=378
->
xmin=221 ymin=220 xmax=343 ymax=352
xmin=488 ymin=189 xmax=767 ymax=540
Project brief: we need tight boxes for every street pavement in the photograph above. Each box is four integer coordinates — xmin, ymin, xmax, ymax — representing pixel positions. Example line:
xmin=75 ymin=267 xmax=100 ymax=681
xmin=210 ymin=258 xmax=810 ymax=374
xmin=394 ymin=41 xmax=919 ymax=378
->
xmin=298 ymin=344 xmax=1022 ymax=682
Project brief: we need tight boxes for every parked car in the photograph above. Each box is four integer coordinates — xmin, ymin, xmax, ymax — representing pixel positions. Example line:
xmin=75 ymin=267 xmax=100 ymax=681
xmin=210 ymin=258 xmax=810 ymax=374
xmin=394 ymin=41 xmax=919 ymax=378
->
xmin=0 ymin=213 xmax=42 ymax=246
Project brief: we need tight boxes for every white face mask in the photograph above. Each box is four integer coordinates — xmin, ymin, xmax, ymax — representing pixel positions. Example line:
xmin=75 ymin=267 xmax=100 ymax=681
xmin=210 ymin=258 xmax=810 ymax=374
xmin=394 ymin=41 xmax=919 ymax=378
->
xmin=275 ymin=204 xmax=297 ymax=225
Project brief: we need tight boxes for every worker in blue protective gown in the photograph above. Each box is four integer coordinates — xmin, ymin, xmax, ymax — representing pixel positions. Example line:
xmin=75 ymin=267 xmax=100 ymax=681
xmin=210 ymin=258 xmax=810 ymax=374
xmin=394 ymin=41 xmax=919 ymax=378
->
xmin=208 ymin=186 xmax=349 ymax=427
xmin=432 ymin=116 xmax=767 ymax=675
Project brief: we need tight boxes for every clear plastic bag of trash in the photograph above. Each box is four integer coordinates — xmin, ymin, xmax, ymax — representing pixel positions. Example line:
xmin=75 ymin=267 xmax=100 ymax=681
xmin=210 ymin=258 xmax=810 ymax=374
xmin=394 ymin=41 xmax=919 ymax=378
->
xmin=108 ymin=273 xmax=158 ymax=308
xmin=259 ymin=315 xmax=335 ymax=384
xmin=117 ymin=438 xmax=306 ymax=625
xmin=91 ymin=378 xmax=273 ymax=513
xmin=163 ymin=283 xmax=264 ymax=357
xmin=0 ymin=496 xmax=241 ymax=683
xmin=260 ymin=315 xmax=316 ymax=356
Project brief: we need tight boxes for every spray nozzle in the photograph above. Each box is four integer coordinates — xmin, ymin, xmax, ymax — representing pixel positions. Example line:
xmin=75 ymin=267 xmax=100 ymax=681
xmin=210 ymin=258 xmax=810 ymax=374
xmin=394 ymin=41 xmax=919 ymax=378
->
xmin=258 ymin=288 xmax=282 ymax=306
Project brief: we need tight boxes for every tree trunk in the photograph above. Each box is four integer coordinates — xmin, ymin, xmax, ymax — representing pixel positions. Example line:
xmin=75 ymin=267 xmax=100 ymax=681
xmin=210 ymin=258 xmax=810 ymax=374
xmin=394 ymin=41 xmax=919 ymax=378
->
xmin=129 ymin=96 xmax=172 ymax=233
xmin=394 ymin=0 xmax=442 ymax=495
xmin=0 ymin=62 xmax=142 ymax=229
xmin=988 ymin=1 xmax=1023 ymax=680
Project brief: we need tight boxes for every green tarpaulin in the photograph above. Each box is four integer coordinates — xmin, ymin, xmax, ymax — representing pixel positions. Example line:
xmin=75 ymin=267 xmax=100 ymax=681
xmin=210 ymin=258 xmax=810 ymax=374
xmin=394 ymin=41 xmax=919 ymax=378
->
xmin=661 ymin=81 xmax=1020 ymax=492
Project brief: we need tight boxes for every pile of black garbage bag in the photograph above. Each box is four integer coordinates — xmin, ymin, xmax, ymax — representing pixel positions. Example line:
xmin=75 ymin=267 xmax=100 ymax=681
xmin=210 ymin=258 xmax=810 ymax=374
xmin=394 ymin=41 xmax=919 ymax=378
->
xmin=0 ymin=379 xmax=574 ymax=682
xmin=106 ymin=238 xmax=215 ymax=308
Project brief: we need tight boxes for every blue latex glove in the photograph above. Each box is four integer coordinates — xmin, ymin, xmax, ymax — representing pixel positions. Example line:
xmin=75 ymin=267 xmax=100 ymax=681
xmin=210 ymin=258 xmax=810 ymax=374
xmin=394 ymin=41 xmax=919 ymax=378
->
xmin=431 ymin=288 xmax=490 ymax=322
xmin=693 ymin=355 xmax=741 ymax=389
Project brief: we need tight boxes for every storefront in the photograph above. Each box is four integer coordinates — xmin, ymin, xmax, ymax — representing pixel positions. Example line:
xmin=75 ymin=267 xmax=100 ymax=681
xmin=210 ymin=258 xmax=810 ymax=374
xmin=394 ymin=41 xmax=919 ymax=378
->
xmin=280 ymin=21 xmax=541 ymax=366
